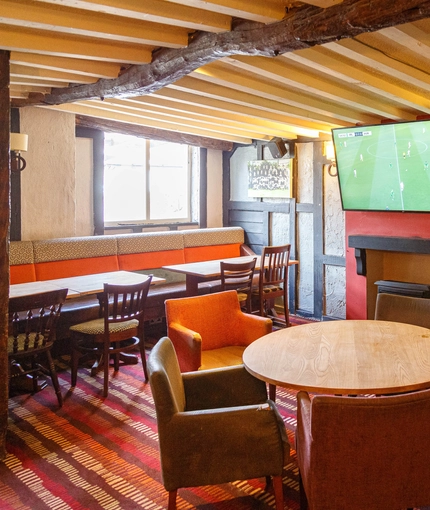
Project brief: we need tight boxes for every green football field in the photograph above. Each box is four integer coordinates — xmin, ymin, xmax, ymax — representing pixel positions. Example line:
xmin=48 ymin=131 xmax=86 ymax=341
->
xmin=333 ymin=122 xmax=430 ymax=211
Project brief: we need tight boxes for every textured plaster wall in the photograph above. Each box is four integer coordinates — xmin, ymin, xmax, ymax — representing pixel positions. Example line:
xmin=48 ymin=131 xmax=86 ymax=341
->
xmin=206 ymin=149 xmax=223 ymax=227
xmin=20 ymin=108 xmax=77 ymax=240
xmin=324 ymin=162 xmax=346 ymax=318
xmin=296 ymin=143 xmax=315 ymax=314
xmin=230 ymin=145 xmax=256 ymax=202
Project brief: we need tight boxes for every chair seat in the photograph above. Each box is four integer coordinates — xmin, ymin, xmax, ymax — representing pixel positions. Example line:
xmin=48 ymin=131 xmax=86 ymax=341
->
xmin=8 ymin=334 xmax=51 ymax=354
xmin=252 ymin=284 xmax=283 ymax=295
xmin=200 ymin=345 xmax=246 ymax=371
xmin=70 ymin=318 xmax=139 ymax=336
xmin=237 ymin=292 xmax=248 ymax=303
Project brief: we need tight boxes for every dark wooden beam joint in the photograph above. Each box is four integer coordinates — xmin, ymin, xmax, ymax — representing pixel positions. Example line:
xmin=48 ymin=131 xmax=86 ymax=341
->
xmin=14 ymin=0 xmax=430 ymax=107
xmin=354 ymin=247 xmax=367 ymax=276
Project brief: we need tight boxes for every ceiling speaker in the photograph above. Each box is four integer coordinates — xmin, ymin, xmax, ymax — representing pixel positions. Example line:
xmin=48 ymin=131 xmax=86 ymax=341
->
xmin=268 ymin=137 xmax=287 ymax=159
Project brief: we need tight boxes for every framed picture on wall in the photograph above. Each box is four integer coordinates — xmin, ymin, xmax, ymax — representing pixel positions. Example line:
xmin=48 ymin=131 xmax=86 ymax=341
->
xmin=248 ymin=159 xmax=293 ymax=198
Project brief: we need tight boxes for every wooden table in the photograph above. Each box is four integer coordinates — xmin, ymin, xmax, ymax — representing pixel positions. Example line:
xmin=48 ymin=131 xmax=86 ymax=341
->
xmin=10 ymin=271 xmax=164 ymax=299
xmin=243 ymin=320 xmax=430 ymax=395
xmin=163 ymin=256 xmax=298 ymax=296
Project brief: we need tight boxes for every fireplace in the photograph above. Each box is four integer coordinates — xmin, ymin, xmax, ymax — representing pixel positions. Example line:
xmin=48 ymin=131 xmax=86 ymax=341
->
xmin=348 ymin=235 xmax=430 ymax=318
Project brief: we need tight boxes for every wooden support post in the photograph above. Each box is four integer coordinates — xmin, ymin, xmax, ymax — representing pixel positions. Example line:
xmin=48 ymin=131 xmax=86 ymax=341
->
xmin=0 ymin=50 xmax=11 ymax=459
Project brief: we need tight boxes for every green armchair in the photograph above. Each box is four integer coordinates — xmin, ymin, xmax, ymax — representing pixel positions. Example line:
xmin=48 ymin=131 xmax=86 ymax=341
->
xmin=148 ymin=337 xmax=290 ymax=510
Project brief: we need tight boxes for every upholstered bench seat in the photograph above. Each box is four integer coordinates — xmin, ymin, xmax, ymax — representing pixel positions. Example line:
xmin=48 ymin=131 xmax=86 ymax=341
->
xmin=10 ymin=227 xmax=251 ymax=350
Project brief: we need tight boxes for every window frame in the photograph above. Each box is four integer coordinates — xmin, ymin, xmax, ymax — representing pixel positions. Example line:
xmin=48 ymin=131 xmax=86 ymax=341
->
xmin=76 ymin=127 xmax=207 ymax=234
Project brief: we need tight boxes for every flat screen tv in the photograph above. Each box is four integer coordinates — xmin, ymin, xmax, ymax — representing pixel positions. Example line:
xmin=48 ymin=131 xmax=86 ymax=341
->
xmin=332 ymin=120 xmax=430 ymax=212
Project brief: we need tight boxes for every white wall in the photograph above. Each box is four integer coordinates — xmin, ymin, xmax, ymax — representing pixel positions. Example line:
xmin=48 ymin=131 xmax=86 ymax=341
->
xmin=18 ymin=108 xmax=224 ymax=239
xmin=206 ymin=149 xmax=223 ymax=227
xmin=19 ymin=108 xmax=78 ymax=240
xmin=75 ymin=137 xmax=94 ymax=236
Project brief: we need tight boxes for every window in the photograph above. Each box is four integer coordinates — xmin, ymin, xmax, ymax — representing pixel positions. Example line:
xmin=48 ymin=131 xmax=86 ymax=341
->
xmin=104 ymin=133 xmax=197 ymax=225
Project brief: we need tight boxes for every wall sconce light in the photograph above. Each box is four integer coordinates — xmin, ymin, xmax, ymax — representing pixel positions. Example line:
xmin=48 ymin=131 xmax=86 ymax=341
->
xmin=323 ymin=140 xmax=337 ymax=177
xmin=10 ymin=133 xmax=28 ymax=172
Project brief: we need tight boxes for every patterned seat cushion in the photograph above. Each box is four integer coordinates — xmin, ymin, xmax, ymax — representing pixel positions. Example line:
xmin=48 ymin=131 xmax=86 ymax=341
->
xmin=70 ymin=318 xmax=138 ymax=336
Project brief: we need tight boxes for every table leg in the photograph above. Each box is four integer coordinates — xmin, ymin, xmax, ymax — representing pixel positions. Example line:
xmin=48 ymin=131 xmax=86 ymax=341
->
xmin=185 ymin=275 xmax=199 ymax=296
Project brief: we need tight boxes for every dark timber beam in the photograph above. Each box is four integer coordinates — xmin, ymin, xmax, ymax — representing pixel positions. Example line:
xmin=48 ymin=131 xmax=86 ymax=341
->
xmin=16 ymin=0 xmax=430 ymax=106
xmin=76 ymin=115 xmax=234 ymax=151
xmin=0 ymin=50 xmax=10 ymax=460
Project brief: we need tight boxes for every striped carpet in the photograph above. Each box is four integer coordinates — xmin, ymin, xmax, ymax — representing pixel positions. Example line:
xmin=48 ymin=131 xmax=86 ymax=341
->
xmin=3 ymin=353 xmax=300 ymax=509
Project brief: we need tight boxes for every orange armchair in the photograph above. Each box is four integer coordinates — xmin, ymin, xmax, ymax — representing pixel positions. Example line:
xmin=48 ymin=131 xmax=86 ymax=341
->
xmin=165 ymin=290 xmax=273 ymax=372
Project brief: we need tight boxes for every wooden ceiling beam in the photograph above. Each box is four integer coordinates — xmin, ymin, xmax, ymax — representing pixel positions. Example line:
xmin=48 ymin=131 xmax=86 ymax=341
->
xmin=24 ymin=0 xmax=430 ymax=107
xmin=0 ymin=26 xmax=152 ymax=64
xmin=1 ymin=0 xmax=189 ymax=49
xmin=169 ymin=75 xmax=375 ymax=127
xmin=40 ymin=102 xmax=256 ymax=144
xmin=324 ymin=39 xmax=430 ymax=93
xmin=74 ymin=114 xmax=235 ymax=150
xmin=10 ymin=64 xmax=96 ymax=84
xmin=160 ymin=0 xmax=288 ymax=23
xmin=192 ymin=63 xmax=402 ymax=123
xmin=221 ymin=56 xmax=414 ymax=119
xmin=33 ymin=0 xmax=231 ymax=33
xmin=282 ymin=48 xmax=430 ymax=113
xmin=98 ymin=97 xmax=309 ymax=138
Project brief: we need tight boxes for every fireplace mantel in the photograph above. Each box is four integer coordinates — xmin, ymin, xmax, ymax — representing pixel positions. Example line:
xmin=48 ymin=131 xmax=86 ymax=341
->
xmin=348 ymin=235 xmax=430 ymax=276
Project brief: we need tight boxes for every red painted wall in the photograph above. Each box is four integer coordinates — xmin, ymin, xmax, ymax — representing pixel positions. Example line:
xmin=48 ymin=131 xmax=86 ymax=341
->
xmin=346 ymin=211 xmax=430 ymax=319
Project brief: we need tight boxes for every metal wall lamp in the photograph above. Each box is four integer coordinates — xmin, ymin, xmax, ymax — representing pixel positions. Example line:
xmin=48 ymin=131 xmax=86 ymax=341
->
xmin=10 ymin=133 xmax=28 ymax=172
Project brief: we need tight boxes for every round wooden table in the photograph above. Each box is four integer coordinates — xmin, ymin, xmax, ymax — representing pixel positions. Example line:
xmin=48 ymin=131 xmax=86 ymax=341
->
xmin=243 ymin=320 xmax=430 ymax=395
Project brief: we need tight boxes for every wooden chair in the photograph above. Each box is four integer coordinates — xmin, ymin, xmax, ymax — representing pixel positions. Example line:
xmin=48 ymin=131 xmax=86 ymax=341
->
xmin=70 ymin=276 xmax=152 ymax=397
xmin=296 ymin=389 xmax=430 ymax=510
xmin=374 ymin=292 xmax=430 ymax=328
xmin=165 ymin=290 xmax=272 ymax=373
xmin=148 ymin=337 xmax=290 ymax=510
xmin=252 ymin=244 xmax=291 ymax=327
xmin=8 ymin=288 xmax=68 ymax=407
xmin=220 ymin=257 xmax=256 ymax=313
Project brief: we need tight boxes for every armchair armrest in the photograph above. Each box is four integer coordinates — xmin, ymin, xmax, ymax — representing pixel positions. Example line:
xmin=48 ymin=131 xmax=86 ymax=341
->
xmin=232 ymin=311 xmax=273 ymax=345
xmin=167 ymin=322 xmax=201 ymax=371
xmin=296 ymin=391 xmax=312 ymax=469
xmin=183 ymin=365 xmax=268 ymax=410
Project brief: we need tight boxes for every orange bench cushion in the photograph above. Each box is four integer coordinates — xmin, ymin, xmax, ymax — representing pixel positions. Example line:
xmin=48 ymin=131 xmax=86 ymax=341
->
xmin=184 ymin=243 xmax=242 ymax=263
xmin=10 ymin=264 xmax=37 ymax=284
xmin=118 ymin=249 xmax=185 ymax=271
xmin=35 ymin=255 xmax=119 ymax=281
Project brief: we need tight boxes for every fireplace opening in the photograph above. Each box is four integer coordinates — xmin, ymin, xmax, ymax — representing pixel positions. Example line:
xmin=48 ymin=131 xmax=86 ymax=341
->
xmin=375 ymin=280 xmax=430 ymax=298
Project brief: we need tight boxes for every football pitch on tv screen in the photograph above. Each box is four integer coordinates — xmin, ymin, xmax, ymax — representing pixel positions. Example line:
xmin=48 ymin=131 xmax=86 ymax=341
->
xmin=332 ymin=121 xmax=430 ymax=212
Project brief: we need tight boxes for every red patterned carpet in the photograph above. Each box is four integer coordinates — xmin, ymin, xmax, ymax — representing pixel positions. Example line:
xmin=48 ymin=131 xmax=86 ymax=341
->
xmin=3 ymin=351 xmax=300 ymax=509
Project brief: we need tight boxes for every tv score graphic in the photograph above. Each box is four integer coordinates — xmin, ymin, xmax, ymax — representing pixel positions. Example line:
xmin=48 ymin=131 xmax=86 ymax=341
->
xmin=337 ymin=131 xmax=372 ymax=138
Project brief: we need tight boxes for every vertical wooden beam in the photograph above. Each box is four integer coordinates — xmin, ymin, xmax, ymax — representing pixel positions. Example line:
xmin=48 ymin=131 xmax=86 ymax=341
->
xmin=76 ymin=127 xmax=104 ymax=235
xmin=199 ymin=148 xmax=207 ymax=228
xmin=313 ymin=142 xmax=324 ymax=319
xmin=0 ymin=50 xmax=11 ymax=459
xmin=10 ymin=108 xmax=20 ymax=241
